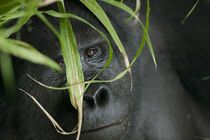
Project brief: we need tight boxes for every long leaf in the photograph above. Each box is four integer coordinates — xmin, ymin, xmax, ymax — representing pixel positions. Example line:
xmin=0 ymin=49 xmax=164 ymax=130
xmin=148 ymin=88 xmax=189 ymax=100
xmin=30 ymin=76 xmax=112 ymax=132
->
xmin=0 ymin=37 xmax=61 ymax=71
xmin=57 ymin=1 xmax=84 ymax=140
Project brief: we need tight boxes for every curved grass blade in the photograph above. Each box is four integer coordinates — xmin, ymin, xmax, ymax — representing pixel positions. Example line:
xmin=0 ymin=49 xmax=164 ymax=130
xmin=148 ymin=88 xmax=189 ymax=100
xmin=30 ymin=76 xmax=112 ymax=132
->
xmin=126 ymin=0 xmax=141 ymax=22
xmin=19 ymin=89 xmax=78 ymax=135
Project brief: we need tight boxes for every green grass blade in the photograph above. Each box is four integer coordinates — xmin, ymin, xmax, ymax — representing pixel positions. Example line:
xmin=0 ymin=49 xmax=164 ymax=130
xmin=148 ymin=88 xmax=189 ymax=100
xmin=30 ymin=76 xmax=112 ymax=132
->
xmin=36 ymin=12 xmax=61 ymax=39
xmin=182 ymin=0 xmax=199 ymax=24
xmin=128 ymin=0 xmax=150 ymax=68
xmin=57 ymin=0 xmax=84 ymax=110
xmin=0 ymin=52 xmax=16 ymax=95
xmin=0 ymin=10 xmax=26 ymax=21
xmin=0 ymin=37 xmax=61 ymax=71
xmin=126 ymin=0 xmax=140 ymax=22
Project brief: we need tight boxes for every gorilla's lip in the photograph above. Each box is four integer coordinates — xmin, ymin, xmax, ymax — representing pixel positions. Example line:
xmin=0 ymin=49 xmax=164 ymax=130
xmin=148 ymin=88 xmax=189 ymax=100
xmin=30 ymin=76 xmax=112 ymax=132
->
xmin=81 ymin=113 xmax=130 ymax=133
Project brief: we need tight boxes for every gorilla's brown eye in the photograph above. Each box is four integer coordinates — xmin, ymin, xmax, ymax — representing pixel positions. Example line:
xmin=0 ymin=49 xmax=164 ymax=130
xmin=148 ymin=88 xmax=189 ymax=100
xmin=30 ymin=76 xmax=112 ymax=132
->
xmin=58 ymin=61 xmax=65 ymax=67
xmin=87 ymin=48 xmax=97 ymax=57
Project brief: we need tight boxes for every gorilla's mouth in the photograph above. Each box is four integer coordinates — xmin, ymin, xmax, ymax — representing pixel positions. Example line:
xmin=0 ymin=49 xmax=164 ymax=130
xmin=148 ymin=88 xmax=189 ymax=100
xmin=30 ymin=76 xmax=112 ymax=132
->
xmin=81 ymin=113 xmax=130 ymax=133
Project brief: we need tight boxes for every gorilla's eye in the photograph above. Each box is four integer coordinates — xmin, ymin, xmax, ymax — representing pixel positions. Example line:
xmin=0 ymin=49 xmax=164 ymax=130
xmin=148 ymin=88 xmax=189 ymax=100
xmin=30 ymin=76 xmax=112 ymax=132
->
xmin=86 ymin=47 xmax=98 ymax=57
xmin=56 ymin=59 xmax=65 ymax=67
xmin=85 ymin=45 xmax=107 ymax=67
xmin=59 ymin=61 xmax=65 ymax=67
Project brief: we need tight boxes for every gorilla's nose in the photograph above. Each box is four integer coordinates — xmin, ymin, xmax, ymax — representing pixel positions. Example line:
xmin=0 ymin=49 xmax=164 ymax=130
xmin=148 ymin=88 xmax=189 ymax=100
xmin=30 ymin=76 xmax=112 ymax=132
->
xmin=83 ymin=85 xmax=110 ymax=108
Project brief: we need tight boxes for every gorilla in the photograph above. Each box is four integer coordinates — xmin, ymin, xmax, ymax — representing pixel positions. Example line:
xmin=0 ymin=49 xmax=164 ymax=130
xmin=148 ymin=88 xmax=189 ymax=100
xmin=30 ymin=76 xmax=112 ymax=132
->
xmin=1 ymin=0 xmax=210 ymax=140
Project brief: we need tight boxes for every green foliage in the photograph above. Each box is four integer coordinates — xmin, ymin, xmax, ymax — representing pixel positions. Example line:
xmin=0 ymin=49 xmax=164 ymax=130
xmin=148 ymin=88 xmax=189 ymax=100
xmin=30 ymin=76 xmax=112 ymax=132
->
xmin=0 ymin=0 xmax=61 ymax=96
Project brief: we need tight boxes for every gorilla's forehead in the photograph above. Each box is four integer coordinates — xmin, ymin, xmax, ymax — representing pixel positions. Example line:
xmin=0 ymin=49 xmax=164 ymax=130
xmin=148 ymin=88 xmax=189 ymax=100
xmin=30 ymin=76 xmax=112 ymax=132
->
xmin=23 ymin=0 xmax=138 ymax=60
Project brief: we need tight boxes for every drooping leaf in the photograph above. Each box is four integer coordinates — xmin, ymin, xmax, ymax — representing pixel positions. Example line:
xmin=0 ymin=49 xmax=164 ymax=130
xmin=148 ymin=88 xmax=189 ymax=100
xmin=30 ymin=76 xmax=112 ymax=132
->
xmin=0 ymin=38 xmax=61 ymax=71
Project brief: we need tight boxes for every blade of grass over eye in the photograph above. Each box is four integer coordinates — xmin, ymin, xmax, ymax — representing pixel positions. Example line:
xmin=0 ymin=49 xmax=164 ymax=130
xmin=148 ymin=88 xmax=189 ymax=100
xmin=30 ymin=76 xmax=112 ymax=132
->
xmin=80 ymin=0 xmax=133 ymax=88
xmin=0 ymin=37 xmax=61 ymax=71
xmin=101 ymin=0 xmax=156 ymax=68
xmin=182 ymin=0 xmax=199 ymax=24
xmin=57 ymin=1 xmax=84 ymax=139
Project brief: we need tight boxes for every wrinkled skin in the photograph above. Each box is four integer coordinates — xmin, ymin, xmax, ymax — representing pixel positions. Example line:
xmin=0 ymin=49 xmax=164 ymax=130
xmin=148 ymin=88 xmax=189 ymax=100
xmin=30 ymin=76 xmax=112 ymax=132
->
xmin=1 ymin=0 xmax=210 ymax=140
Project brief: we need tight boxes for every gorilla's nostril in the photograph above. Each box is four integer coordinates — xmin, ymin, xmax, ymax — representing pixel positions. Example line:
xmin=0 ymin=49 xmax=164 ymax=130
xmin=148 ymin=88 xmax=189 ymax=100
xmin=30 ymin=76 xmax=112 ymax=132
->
xmin=96 ymin=88 xmax=109 ymax=107
xmin=83 ymin=95 xmax=96 ymax=108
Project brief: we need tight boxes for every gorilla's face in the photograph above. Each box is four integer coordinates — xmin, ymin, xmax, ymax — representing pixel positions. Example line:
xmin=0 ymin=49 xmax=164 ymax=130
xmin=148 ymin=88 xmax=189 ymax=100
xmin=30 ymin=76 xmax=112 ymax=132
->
xmin=14 ymin=1 xmax=137 ymax=140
